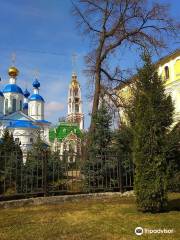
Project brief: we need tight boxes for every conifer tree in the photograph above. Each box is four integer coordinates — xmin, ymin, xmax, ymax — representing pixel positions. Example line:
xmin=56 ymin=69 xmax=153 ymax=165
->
xmin=130 ymin=53 xmax=174 ymax=212
xmin=85 ymin=99 xmax=113 ymax=190
xmin=25 ymin=135 xmax=65 ymax=193
xmin=89 ymin=100 xmax=112 ymax=156
xmin=25 ymin=135 xmax=50 ymax=192
xmin=0 ymin=129 xmax=22 ymax=194
xmin=113 ymin=124 xmax=133 ymax=170
xmin=166 ymin=122 xmax=180 ymax=191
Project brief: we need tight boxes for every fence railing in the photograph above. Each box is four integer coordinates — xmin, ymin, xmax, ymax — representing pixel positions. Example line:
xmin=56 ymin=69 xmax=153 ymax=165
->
xmin=0 ymin=152 xmax=134 ymax=200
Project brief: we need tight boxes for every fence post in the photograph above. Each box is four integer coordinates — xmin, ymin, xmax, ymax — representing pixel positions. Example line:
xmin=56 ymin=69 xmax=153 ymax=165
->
xmin=119 ymin=160 xmax=123 ymax=193
xmin=43 ymin=150 xmax=47 ymax=196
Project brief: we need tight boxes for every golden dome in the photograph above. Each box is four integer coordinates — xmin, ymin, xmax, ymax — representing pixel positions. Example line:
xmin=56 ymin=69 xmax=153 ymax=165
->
xmin=71 ymin=80 xmax=79 ymax=89
xmin=71 ymin=73 xmax=79 ymax=89
xmin=8 ymin=67 xmax=19 ymax=77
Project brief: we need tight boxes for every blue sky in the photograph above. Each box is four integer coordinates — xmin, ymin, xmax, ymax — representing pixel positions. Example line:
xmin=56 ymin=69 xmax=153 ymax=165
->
xmin=0 ymin=0 xmax=179 ymax=128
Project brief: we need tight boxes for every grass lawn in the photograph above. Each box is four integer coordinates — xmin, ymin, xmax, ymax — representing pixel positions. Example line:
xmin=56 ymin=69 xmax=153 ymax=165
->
xmin=0 ymin=193 xmax=179 ymax=240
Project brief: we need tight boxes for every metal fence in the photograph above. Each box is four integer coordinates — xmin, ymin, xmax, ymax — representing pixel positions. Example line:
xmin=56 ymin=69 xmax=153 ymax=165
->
xmin=0 ymin=151 xmax=134 ymax=200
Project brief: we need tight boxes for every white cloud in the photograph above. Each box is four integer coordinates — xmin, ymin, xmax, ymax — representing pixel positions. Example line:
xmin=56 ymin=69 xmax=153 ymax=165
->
xmin=46 ymin=101 xmax=65 ymax=114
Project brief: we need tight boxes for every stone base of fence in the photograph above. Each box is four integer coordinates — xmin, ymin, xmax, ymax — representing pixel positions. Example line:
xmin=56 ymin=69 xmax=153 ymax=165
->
xmin=0 ymin=191 xmax=135 ymax=209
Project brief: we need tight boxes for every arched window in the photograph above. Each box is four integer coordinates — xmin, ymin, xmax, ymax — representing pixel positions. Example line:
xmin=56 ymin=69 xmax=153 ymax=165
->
xmin=165 ymin=66 xmax=169 ymax=79
xmin=12 ymin=99 xmax=16 ymax=112
xmin=36 ymin=105 xmax=39 ymax=116
xmin=5 ymin=99 xmax=8 ymax=113
xmin=74 ymin=89 xmax=78 ymax=96
xmin=75 ymin=104 xmax=79 ymax=113
xmin=19 ymin=100 xmax=22 ymax=110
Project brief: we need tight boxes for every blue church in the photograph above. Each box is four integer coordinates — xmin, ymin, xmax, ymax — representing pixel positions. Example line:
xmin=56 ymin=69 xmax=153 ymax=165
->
xmin=0 ymin=66 xmax=51 ymax=162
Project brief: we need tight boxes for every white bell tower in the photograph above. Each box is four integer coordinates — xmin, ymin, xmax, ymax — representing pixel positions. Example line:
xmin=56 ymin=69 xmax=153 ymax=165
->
xmin=67 ymin=73 xmax=84 ymax=130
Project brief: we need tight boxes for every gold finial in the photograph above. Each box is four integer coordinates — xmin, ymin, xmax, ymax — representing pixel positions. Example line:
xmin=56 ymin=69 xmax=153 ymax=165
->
xmin=8 ymin=52 xmax=19 ymax=77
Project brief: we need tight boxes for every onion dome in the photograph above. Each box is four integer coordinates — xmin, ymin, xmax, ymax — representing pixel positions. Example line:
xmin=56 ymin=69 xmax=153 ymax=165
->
xmin=24 ymin=89 xmax=30 ymax=98
xmin=29 ymin=94 xmax=44 ymax=102
xmin=71 ymin=73 xmax=79 ymax=89
xmin=8 ymin=67 xmax=19 ymax=77
xmin=2 ymin=84 xmax=23 ymax=94
xmin=32 ymin=79 xmax=40 ymax=88
xmin=23 ymin=102 xmax=28 ymax=110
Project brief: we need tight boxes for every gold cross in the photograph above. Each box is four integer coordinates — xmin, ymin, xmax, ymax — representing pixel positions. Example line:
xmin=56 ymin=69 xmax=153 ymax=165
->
xmin=72 ymin=53 xmax=77 ymax=72
xmin=11 ymin=52 xmax=16 ymax=65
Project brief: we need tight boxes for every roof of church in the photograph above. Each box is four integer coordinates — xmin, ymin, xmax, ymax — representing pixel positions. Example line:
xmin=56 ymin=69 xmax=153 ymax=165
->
xmin=2 ymin=84 xmax=23 ymax=94
xmin=29 ymin=94 xmax=45 ymax=102
xmin=7 ymin=120 xmax=39 ymax=129
xmin=36 ymin=119 xmax=51 ymax=124
xmin=49 ymin=122 xmax=82 ymax=142
xmin=1 ymin=111 xmax=51 ymax=127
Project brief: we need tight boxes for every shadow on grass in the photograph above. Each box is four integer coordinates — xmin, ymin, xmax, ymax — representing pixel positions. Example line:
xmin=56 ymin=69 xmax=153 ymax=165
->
xmin=167 ymin=198 xmax=180 ymax=212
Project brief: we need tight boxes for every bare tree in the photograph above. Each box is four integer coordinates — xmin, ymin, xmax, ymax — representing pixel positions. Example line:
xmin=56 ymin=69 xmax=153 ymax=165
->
xmin=72 ymin=0 xmax=179 ymax=134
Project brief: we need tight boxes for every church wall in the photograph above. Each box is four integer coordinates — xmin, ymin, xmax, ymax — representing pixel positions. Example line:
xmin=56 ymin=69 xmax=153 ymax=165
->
xmin=117 ymin=51 xmax=180 ymax=125
xmin=40 ymin=126 xmax=49 ymax=143
xmin=3 ymin=92 xmax=24 ymax=114
xmin=9 ymin=128 xmax=37 ymax=150
xmin=158 ymin=55 xmax=180 ymax=124
xmin=28 ymin=101 xmax=44 ymax=120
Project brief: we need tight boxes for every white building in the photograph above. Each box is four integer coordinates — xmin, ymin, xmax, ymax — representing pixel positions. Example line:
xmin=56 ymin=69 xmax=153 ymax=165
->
xmin=0 ymin=66 xmax=51 ymax=162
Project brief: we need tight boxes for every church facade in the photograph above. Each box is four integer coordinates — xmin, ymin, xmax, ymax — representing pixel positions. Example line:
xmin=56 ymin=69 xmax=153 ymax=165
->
xmin=49 ymin=72 xmax=84 ymax=159
xmin=0 ymin=66 xmax=51 ymax=162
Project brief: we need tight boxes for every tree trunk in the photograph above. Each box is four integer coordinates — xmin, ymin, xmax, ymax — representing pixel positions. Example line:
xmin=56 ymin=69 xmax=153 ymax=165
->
xmin=90 ymin=66 xmax=101 ymax=134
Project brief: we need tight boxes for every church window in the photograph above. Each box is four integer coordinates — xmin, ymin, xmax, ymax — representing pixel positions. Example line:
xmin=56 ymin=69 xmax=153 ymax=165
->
xmin=12 ymin=99 xmax=16 ymax=112
xmin=75 ymin=104 xmax=79 ymax=113
xmin=5 ymin=99 xmax=8 ymax=113
xmin=74 ymin=89 xmax=78 ymax=96
xmin=30 ymin=138 xmax=33 ymax=143
xmin=164 ymin=66 xmax=169 ymax=79
xmin=20 ymin=100 xmax=22 ymax=110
